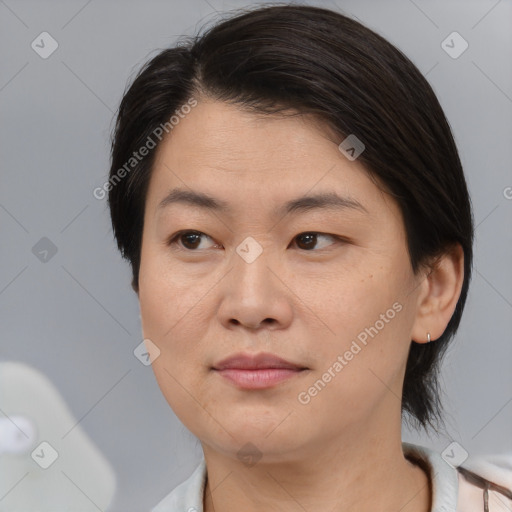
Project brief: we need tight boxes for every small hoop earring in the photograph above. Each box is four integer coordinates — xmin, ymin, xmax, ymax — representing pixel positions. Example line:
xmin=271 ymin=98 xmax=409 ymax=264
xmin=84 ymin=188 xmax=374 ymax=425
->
xmin=427 ymin=332 xmax=431 ymax=343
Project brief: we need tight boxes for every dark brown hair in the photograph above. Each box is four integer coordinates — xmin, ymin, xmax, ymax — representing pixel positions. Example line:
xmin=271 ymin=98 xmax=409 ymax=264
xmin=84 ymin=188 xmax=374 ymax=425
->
xmin=107 ymin=3 xmax=474 ymax=431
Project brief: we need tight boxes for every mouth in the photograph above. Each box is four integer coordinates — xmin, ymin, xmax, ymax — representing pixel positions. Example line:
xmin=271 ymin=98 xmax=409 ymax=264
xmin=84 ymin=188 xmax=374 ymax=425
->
xmin=212 ymin=352 xmax=309 ymax=390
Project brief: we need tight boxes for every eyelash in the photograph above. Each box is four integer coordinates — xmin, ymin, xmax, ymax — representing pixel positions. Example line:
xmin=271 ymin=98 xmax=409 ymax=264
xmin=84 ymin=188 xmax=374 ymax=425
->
xmin=166 ymin=230 xmax=346 ymax=252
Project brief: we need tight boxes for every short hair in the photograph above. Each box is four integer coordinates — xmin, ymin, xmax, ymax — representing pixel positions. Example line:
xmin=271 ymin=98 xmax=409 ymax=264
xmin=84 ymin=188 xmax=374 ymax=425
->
xmin=107 ymin=3 xmax=474 ymax=432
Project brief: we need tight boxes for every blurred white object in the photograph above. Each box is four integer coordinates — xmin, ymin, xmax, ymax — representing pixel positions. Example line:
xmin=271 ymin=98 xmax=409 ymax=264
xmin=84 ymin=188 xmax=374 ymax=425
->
xmin=0 ymin=415 xmax=37 ymax=455
xmin=0 ymin=361 xmax=117 ymax=511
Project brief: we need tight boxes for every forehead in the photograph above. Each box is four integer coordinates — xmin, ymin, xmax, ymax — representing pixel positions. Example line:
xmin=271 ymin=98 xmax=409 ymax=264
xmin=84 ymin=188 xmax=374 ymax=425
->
xmin=145 ymin=99 xmax=395 ymax=221
xmin=154 ymin=99 xmax=338 ymax=165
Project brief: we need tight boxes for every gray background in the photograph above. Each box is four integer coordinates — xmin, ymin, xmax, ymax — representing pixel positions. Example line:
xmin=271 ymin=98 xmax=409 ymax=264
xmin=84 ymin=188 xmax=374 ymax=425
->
xmin=1 ymin=0 xmax=511 ymax=510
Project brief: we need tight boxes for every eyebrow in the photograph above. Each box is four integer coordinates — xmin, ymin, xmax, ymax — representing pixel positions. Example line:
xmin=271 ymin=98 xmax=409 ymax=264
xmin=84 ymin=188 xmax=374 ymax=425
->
xmin=156 ymin=187 xmax=369 ymax=217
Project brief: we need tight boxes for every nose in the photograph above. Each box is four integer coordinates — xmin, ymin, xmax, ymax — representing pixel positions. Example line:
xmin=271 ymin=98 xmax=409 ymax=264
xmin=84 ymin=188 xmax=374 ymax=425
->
xmin=216 ymin=238 xmax=293 ymax=332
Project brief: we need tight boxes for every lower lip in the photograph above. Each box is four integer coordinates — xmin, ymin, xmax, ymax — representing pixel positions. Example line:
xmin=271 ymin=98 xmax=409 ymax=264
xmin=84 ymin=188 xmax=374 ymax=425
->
xmin=214 ymin=368 xmax=305 ymax=389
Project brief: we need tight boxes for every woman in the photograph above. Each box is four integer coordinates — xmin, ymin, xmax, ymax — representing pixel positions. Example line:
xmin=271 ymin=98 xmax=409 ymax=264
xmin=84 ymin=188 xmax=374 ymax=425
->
xmin=106 ymin=4 xmax=512 ymax=511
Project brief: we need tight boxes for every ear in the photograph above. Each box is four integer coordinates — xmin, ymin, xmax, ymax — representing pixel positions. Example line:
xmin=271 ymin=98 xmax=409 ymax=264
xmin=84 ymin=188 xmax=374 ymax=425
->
xmin=411 ymin=243 xmax=465 ymax=344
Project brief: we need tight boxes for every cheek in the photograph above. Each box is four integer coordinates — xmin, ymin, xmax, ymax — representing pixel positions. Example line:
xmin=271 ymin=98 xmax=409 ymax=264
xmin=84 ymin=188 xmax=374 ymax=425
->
xmin=293 ymin=264 xmax=407 ymax=342
xmin=138 ymin=251 xmax=202 ymax=387
xmin=139 ymin=279 xmax=201 ymax=366
xmin=138 ymin=247 xmax=200 ymax=339
xmin=291 ymin=264 xmax=413 ymax=399
xmin=137 ymin=244 xmax=223 ymax=369
xmin=138 ymin=268 xmax=209 ymax=428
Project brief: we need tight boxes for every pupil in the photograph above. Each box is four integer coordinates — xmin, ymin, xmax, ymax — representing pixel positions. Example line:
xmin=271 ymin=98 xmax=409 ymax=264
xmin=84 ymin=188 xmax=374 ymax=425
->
xmin=183 ymin=233 xmax=200 ymax=249
xmin=299 ymin=233 xmax=316 ymax=249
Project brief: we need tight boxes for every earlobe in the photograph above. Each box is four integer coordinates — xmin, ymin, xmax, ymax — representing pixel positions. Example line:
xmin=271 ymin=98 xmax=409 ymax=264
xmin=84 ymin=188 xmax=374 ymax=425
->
xmin=411 ymin=243 xmax=465 ymax=344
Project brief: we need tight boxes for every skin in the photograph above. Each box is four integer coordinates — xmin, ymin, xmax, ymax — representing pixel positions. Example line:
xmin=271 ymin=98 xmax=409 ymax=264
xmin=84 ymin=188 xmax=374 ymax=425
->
xmin=137 ymin=98 xmax=465 ymax=512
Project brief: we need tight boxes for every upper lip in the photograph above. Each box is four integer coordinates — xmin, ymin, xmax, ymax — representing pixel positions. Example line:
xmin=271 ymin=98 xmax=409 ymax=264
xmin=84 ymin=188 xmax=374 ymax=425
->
xmin=213 ymin=352 xmax=306 ymax=371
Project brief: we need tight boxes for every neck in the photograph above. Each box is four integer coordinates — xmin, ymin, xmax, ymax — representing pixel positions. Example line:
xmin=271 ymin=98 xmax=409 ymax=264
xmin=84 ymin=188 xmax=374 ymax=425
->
xmin=202 ymin=425 xmax=431 ymax=512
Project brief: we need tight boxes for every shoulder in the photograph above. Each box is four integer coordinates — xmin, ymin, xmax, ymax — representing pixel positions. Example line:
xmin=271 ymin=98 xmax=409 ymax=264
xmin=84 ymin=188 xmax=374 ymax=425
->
xmin=403 ymin=442 xmax=512 ymax=512
xmin=151 ymin=458 xmax=207 ymax=512
xmin=456 ymin=452 xmax=512 ymax=512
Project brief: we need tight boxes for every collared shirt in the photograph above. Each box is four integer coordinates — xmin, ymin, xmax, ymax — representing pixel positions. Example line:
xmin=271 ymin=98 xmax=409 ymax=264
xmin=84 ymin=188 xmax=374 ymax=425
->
xmin=151 ymin=442 xmax=512 ymax=512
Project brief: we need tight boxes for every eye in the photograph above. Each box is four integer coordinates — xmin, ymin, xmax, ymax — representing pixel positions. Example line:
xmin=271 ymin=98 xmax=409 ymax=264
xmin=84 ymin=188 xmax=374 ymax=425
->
xmin=167 ymin=230 xmax=344 ymax=252
xmin=168 ymin=230 xmax=218 ymax=251
xmin=292 ymin=232 xmax=341 ymax=251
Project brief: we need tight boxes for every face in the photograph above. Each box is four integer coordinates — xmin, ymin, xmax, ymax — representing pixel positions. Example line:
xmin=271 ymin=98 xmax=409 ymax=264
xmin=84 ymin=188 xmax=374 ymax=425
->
xmin=138 ymin=99 xmax=425 ymax=462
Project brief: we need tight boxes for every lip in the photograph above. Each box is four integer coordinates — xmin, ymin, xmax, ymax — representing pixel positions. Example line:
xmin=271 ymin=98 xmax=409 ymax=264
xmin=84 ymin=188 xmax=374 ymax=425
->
xmin=213 ymin=352 xmax=306 ymax=371
xmin=212 ymin=352 xmax=308 ymax=390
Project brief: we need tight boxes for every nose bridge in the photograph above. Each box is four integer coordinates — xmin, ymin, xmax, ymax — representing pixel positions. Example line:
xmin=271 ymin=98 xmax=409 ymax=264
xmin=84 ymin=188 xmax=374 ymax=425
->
xmin=232 ymin=235 xmax=275 ymax=294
